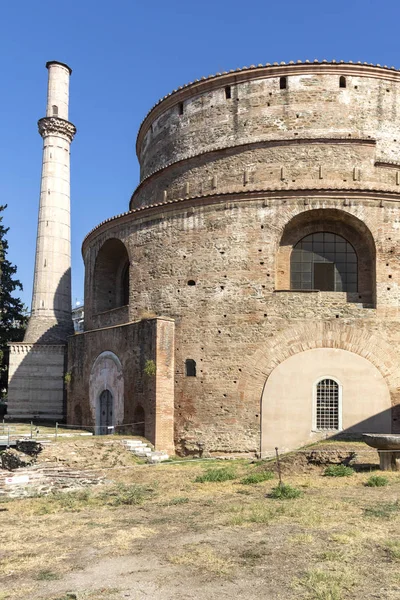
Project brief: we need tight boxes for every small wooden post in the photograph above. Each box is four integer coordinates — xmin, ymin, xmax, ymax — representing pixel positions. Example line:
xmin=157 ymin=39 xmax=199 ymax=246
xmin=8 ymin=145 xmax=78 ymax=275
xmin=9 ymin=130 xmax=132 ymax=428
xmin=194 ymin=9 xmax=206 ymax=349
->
xmin=55 ymin=422 xmax=58 ymax=441
xmin=275 ymin=447 xmax=283 ymax=487
xmin=30 ymin=421 xmax=33 ymax=439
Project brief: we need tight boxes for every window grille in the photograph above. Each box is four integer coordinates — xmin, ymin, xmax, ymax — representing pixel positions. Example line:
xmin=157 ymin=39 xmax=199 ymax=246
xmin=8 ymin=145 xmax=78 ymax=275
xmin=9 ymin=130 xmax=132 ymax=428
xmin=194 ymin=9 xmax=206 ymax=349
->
xmin=316 ymin=379 xmax=339 ymax=430
xmin=290 ymin=232 xmax=358 ymax=292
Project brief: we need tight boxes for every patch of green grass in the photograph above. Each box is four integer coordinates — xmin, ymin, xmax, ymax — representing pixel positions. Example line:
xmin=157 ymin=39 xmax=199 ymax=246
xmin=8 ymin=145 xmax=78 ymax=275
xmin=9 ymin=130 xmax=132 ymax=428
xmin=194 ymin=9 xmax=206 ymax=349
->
xmin=240 ymin=471 xmax=274 ymax=485
xmin=100 ymin=483 xmax=155 ymax=506
xmin=269 ymin=483 xmax=303 ymax=499
xmin=168 ymin=496 xmax=190 ymax=505
xmin=324 ymin=465 xmax=354 ymax=477
xmin=294 ymin=568 xmax=347 ymax=600
xmin=195 ymin=467 xmax=237 ymax=483
xmin=364 ymin=500 xmax=400 ymax=519
xmin=385 ymin=540 xmax=400 ymax=560
xmin=365 ymin=475 xmax=389 ymax=487
xmin=35 ymin=569 xmax=61 ymax=581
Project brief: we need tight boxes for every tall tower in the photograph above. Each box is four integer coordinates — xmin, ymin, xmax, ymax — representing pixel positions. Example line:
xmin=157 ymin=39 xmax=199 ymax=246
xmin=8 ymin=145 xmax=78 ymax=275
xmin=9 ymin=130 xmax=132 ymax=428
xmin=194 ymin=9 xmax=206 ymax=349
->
xmin=7 ymin=61 xmax=76 ymax=420
xmin=25 ymin=61 xmax=76 ymax=343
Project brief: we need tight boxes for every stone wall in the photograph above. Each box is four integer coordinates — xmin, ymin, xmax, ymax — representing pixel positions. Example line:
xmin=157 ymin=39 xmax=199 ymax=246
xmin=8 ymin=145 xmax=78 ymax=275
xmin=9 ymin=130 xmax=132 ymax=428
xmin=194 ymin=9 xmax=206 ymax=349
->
xmin=7 ymin=344 xmax=66 ymax=420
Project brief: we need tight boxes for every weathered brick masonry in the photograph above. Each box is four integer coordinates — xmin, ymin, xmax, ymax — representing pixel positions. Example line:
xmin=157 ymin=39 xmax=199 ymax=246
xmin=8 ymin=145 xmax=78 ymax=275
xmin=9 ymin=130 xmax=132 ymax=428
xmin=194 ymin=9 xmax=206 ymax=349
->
xmin=69 ymin=61 xmax=400 ymax=455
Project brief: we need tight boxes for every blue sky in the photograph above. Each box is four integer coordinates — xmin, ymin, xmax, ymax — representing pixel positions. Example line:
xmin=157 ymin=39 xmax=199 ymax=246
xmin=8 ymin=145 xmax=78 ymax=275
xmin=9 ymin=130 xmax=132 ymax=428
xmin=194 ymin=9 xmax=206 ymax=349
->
xmin=1 ymin=0 xmax=400 ymax=308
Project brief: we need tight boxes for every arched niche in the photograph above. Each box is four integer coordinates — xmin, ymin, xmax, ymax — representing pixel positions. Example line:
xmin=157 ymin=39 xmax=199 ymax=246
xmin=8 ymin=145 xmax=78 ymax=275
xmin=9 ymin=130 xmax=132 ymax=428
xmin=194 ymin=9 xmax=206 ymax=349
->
xmin=275 ymin=209 xmax=376 ymax=304
xmin=261 ymin=348 xmax=391 ymax=457
xmin=89 ymin=351 xmax=124 ymax=433
xmin=93 ymin=238 xmax=130 ymax=313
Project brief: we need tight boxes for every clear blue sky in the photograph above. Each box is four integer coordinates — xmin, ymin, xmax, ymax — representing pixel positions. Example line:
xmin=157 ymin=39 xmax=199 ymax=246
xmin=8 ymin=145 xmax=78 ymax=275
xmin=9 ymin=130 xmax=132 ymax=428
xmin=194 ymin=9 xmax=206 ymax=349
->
xmin=1 ymin=0 xmax=399 ymax=308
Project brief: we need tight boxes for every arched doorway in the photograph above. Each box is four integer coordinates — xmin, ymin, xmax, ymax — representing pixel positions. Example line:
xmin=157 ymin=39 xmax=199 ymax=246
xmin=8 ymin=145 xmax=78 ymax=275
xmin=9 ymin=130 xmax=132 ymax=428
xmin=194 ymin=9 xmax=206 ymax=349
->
xmin=261 ymin=348 xmax=391 ymax=456
xmin=133 ymin=405 xmax=145 ymax=437
xmin=89 ymin=351 xmax=124 ymax=434
xmin=99 ymin=389 xmax=113 ymax=434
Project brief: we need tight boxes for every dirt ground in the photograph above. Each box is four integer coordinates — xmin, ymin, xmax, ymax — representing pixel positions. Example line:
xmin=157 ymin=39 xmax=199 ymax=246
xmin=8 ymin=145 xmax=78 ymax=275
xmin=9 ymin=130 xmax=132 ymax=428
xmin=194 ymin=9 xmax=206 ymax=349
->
xmin=1 ymin=438 xmax=400 ymax=600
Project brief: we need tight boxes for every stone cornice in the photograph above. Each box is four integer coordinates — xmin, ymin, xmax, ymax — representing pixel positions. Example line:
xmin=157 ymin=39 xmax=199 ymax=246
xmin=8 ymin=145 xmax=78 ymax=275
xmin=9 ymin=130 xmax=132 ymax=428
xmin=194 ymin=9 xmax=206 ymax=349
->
xmin=136 ymin=60 xmax=400 ymax=157
xmin=38 ymin=117 xmax=76 ymax=142
xmin=133 ymin=136 xmax=376 ymax=198
xmin=83 ymin=186 xmax=400 ymax=254
xmin=8 ymin=343 xmax=66 ymax=354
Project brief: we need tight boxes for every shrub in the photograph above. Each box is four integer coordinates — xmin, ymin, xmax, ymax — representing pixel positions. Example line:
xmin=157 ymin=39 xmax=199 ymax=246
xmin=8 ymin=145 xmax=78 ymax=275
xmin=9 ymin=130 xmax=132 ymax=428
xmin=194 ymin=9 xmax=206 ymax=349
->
xmin=365 ymin=474 xmax=389 ymax=487
xmin=324 ymin=464 xmax=354 ymax=477
xmin=195 ymin=467 xmax=237 ymax=483
xmin=240 ymin=471 xmax=274 ymax=485
xmin=269 ymin=484 xmax=303 ymax=499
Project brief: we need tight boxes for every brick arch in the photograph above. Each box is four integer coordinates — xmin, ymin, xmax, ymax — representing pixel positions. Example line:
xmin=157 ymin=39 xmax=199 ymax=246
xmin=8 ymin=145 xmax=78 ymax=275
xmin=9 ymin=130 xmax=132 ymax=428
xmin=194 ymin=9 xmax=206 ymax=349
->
xmin=93 ymin=238 xmax=130 ymax=313
xmin=238 ymin=321 xmax=400 ymax=417
xmin=275 ymin=208 xmax=376 ymax=304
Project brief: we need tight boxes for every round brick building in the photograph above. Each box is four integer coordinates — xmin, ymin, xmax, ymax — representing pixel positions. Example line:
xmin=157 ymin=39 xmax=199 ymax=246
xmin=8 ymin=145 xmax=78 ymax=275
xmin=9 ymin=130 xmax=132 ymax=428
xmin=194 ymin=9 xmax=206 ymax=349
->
xmin=68 ymin=60 xmax=400 ymax=456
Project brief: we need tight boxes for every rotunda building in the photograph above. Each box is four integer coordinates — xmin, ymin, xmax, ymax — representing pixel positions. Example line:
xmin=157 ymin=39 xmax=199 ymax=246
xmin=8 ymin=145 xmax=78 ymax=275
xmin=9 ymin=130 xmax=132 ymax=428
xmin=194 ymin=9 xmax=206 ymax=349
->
xmin=68 ymin=60 xmax=400 ymax=456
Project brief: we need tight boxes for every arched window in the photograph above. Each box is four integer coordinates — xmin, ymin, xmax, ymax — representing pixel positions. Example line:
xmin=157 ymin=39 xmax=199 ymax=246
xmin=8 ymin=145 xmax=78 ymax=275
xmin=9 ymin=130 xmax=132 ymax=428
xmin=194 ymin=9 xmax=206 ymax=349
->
xmin=52 ymin=104 xmax=58 ymax=116
xmin=291 ymin=232 xmax=357 ymax=292
xmin=93 ymin=238 xmax=130 ymax=313
xmin=225 ymin=86 xmax=232 ymax=99
xmin=339 ymin=76 xmax=346 ymax=89
xmin=280 ymin=76 xmax=287 ymax=90
xmin=315 ymin=378 xmax=341 ymax=431
xmin=185 ymin=359 xmax=196 ymax=377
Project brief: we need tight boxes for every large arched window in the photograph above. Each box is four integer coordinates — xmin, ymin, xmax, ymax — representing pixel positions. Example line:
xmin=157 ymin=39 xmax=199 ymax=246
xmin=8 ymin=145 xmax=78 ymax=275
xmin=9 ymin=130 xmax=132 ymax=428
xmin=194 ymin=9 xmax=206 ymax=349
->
xmin=314 ymin=378 xmax=342 ymax=431
xmin=93 ymin=238 xmax=130 ymax=313
xmin=291 ymin=232 xmax=357 ymax=292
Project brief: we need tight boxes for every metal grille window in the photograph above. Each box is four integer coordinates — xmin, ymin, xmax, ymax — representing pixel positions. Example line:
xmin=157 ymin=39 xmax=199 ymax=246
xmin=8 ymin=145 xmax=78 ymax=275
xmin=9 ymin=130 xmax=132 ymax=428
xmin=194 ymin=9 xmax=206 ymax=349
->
xmin=291 ymin=232 xmax=357 ymax=292
xmin=316 ymin=379 xmax=339 ymax=430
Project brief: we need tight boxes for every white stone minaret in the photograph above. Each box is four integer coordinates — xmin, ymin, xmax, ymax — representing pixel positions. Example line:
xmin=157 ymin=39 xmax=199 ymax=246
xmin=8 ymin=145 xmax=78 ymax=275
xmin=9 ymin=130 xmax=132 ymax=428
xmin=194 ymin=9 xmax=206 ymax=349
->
xmin=24 ymin=61 xmax=76 ymax=344
xmin=7 ymin=61 xmax=76 ymax=421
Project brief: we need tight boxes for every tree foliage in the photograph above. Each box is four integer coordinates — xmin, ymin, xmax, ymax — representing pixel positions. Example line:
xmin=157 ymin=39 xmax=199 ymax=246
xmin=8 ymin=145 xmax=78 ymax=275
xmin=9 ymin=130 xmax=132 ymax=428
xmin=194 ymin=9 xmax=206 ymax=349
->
xmin=0 ymin=204 xmax=27 ymax=398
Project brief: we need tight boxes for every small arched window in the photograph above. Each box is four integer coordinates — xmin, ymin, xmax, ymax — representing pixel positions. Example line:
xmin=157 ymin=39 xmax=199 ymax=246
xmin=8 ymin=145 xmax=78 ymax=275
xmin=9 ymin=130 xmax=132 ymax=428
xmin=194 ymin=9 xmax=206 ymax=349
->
xmin=339 ymin=76 xmax=346 ymax=89
xmin=185 ymin=359 xmax=196 ymax=377
xmin=178 ymin=102 xmax=184 ymax=116
xmin=52 ymin=105 xmax=58 ymax=116
xmin=315 ymin=378 xmax=341 ymax=431
xmin=225 ymin=86 xmax=231 ymax=99
xmin=280 ymin=76 xmax=287 ymax=90
xmin=291 ymin=232 xmax=357 ymax=292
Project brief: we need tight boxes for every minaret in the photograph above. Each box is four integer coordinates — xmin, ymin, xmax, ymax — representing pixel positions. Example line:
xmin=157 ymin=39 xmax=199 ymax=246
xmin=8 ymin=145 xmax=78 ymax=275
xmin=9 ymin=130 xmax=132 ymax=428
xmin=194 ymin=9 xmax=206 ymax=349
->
xmin=7 ymin=61 xmax=76 ymax=421
xmin=24 ymin=61 xmax=76 ymax=344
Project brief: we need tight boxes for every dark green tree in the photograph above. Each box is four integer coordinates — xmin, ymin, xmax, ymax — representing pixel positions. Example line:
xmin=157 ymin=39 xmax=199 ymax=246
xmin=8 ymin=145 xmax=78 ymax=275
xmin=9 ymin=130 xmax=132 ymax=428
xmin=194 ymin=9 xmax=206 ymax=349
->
xmin=0 ymin=204 xmax=28 ymax=398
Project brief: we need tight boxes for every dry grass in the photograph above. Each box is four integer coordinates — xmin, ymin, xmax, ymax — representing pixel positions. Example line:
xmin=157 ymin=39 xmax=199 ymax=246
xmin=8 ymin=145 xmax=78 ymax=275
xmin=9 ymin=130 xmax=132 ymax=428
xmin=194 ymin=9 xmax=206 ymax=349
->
xmin=2 ymin=441 xmax=400 ymax=599
xmin=168 ymin=544 xmax=234 ymax=576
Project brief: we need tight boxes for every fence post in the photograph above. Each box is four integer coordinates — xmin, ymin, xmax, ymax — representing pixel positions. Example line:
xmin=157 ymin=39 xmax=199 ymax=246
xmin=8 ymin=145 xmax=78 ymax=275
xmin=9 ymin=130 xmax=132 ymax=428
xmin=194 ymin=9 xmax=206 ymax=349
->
xmin=55 ymin=422 xmax=58 ymax=440
xmin=7 ymin=425 xmax=10 ymax=448
xmin=30 ymin=421 xmax=33 ymax=439
xmin=275 ymin=447 xmax=283 ymax=488
xmin=2 ymin=419 xmax=4 ymax=434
